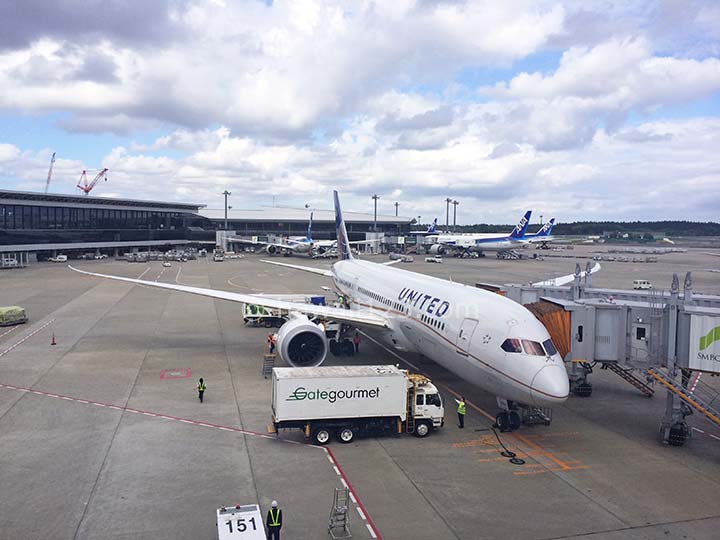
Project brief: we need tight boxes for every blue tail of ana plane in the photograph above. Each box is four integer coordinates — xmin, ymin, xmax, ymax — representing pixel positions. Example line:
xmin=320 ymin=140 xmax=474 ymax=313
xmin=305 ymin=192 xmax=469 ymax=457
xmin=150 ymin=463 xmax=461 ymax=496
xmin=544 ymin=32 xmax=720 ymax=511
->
xmin=510 ymin=210 xmax=532 ymax=239
xmin=426 ymin=218 xmax=438 ymax=233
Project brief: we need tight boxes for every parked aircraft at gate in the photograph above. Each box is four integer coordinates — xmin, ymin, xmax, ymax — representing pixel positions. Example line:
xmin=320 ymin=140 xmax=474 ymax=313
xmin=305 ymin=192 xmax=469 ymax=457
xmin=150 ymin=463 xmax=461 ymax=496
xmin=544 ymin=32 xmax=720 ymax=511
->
xmin=424 ymin=211 xmax=532 ymax=257
xmin=70 ymin=193 xmax=568 ymax=428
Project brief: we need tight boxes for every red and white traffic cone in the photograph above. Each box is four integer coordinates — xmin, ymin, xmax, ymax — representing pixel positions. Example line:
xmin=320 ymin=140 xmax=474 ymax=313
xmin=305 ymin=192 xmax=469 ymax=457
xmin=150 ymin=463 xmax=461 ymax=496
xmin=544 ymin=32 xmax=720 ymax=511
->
xmin=51 ymin=333 xmax=56 ymax=346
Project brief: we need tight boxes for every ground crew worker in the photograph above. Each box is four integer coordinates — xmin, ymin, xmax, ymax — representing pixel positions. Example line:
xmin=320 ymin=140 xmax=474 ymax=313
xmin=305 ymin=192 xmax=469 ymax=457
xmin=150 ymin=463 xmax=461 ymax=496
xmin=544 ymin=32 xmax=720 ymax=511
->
xmin=352 ymin=332 xmax=361 ymax=353
xmin=455 ymin=396 xmax=466 ymax=428
xmin=266 ymin=500 xmax=282 ymax=540
xmin=197 ymin=378 xmax=206 ymax=403
xmin=267 ymin=333 xmax=276 ymax=354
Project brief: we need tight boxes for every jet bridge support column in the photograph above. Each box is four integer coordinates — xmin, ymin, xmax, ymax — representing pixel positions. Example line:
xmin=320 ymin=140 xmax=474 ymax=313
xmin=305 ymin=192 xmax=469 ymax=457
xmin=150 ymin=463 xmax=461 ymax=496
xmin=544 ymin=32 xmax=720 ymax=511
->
xmin=660 ymin=273 xmax=691 ymax=445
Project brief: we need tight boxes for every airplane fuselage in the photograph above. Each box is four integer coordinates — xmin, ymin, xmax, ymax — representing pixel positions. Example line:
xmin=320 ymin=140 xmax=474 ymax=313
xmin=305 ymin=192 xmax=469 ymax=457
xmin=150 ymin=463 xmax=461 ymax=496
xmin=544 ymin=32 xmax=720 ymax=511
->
xmin=330 ymin=259 xmax=569 ymax=407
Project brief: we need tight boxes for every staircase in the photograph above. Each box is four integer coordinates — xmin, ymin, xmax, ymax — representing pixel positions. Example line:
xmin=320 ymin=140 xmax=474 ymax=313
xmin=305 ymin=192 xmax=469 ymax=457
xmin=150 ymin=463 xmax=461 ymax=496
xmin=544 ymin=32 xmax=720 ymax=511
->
xmin=605 ymin=362 xmax=655 ymax=397
xmin=328 ymin=487 xmax=352 ymax=539
xmin=648 ymin=369 xmax=720 ymax=428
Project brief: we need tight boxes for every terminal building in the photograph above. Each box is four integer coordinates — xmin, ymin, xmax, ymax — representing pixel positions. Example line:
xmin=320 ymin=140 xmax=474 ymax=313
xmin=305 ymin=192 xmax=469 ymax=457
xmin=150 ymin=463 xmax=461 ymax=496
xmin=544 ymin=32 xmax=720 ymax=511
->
xmin=1 ymin=190 xmax=416 ymax=263
xmin=0 ymin=189 xmax=213 ymax=262
xmin=200 ymin=207 xmax=414 ymax=241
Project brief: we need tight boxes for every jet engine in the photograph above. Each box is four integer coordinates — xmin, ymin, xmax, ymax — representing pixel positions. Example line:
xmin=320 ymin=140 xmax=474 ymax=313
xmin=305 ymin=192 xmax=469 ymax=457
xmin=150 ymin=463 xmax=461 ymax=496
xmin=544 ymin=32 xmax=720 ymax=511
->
xmin=276 ymin=314 xmax=327 ymax=367
xmin=267 ymin=245 xmax=278 ymax=255
xmin=427 ymin=244 xmax=445 ymax=255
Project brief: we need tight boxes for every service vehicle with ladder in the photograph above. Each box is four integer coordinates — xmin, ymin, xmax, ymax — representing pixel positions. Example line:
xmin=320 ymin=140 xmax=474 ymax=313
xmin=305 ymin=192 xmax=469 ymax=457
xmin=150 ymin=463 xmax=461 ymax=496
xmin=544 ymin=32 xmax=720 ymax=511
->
xmin=269 ymin=365 xmax=444 ymax=444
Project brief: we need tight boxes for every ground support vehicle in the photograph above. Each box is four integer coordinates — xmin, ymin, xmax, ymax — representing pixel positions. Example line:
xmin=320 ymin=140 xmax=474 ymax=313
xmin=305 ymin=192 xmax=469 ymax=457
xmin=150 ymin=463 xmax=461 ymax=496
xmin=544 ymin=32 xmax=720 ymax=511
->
xmin=425 ymin=256 xmax=443 ymax=263
xmin=0 ymin=306 xmax=28 ymax=326
xmin=243 ymin=294 xmax=326 ymax=327
xmin=269 ymin=365 xmax=444 ymax=444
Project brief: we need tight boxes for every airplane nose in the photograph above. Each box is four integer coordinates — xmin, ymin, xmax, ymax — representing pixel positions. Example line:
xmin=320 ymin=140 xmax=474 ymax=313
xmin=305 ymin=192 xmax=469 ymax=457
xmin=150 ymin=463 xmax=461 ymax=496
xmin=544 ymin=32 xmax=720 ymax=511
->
xmin=530 ymin=365 xmax=569 ymax=406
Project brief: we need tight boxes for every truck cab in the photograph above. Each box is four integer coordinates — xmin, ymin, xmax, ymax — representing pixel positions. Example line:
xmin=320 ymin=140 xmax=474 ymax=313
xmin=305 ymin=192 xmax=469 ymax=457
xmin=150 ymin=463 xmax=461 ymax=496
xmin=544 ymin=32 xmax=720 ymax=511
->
xmin=408 ymin=375 xmax=444 ymax=436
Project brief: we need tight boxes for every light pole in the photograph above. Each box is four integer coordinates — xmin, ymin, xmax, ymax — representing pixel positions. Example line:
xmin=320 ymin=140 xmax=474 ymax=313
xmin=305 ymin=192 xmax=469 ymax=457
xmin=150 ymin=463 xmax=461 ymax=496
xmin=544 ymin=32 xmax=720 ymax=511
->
xmin=394 ymin=202 xmax=399 ymax=216
xmin=540 ymin=214 xmax=543 ymax=226
xmin=222 ymin=190 xmax=231 ymax=230
xmin=445 ymin=197 xmax=452 ymax=233
xmin=372 ymin=194 xmax=380 ymax=232
xmin=452 ymin=200 xmax=459 ymax=232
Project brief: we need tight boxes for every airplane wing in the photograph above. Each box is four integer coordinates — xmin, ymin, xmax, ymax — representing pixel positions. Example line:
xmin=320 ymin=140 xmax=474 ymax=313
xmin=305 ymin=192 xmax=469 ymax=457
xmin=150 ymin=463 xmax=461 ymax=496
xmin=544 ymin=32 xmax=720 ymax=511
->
xmin=260 ymin=259 xmax=333 ymax=276
xmin=532 ymin=262 xmax=601 ymax=287
xmin=68 ymin=265 xmax=388 ymax=328
xmin=228 ymin=237 xmax=298 ymax=252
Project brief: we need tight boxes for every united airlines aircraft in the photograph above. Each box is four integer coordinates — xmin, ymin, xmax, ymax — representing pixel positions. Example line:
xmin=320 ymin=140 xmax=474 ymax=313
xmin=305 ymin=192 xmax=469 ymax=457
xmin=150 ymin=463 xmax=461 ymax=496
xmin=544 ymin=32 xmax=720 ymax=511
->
xmin=70 ymin=192 xmax=568 ymax=430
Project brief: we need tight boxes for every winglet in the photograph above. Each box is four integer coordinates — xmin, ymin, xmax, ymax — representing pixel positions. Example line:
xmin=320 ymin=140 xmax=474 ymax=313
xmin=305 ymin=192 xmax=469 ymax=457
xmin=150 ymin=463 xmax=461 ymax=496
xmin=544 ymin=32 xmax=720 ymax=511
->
xmin=510 ymin=210 xmax=532 ymax=239
xmin=333 ymin=191 xmax=353 ymax=260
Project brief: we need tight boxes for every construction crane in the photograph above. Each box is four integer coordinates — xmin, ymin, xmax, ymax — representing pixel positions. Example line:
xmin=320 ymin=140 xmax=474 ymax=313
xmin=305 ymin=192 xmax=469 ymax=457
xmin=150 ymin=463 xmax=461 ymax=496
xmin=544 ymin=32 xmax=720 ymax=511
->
xmin=76 ymin=168 xmax=109 ymax=195
xmin=44 ymin=152 xmax=56 ymax=193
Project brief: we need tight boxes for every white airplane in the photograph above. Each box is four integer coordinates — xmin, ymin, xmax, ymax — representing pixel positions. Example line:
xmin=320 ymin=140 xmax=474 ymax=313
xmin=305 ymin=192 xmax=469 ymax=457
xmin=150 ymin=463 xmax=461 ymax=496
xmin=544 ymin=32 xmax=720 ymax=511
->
xmin=424 ymin=211 xmax=532 ymax=257
xmin=69 ymin=192 xmax=568 ymax=430
xmin=228 ymin=212 xmax=337 ymax=256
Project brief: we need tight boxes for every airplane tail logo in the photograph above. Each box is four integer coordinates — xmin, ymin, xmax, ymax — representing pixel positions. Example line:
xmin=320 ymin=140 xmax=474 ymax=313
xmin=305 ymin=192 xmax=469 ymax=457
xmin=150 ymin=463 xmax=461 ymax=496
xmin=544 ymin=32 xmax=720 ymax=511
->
xmin=537 ymin=218 xmax=555 ymax=237
xmin=307 ymin=212 xmax=313 ymax=241
xmin=333 ymin=191 xmax=353 ymax=260
xmin=510 ymin=210 xmax=532 ymax=239
xmin=426 ymin=218 xmax=438 ymax=233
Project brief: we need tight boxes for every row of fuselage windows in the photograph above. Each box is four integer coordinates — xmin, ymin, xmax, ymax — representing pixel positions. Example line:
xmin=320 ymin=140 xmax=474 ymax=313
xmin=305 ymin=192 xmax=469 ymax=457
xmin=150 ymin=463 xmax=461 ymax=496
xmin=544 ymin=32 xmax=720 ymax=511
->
xmin=357 ymin=286 xmax=407 ymax=314
xmin=501 ymin=338 xmax=557 ymax=356
xmin=0 ymin=204 xmax=197 ymax=230
xmin=420 ymin=313 xmax=446 ymax=332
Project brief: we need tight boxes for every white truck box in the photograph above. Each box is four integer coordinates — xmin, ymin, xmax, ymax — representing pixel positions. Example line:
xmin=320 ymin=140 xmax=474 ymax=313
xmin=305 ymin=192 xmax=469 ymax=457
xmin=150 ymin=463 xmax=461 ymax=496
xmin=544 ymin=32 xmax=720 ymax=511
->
xmin=272 ymin=365 xmax=408 ymax=423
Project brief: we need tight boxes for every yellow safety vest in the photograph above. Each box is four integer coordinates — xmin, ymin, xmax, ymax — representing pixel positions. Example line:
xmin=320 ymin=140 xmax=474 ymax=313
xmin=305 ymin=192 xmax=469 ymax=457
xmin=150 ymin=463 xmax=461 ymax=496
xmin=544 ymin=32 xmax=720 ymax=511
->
xmin=269 ymin=508 xmax=280 ymax=526
xmin=198 ymin=383 xmax=206 ymax=391
xmin=457 ymin=401 xmax=466 ymax=415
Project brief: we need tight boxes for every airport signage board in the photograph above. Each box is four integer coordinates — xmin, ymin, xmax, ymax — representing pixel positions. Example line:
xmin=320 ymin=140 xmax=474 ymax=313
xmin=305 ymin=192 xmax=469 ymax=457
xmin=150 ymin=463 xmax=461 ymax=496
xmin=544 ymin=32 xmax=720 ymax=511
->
xmin=217 ymin=504 xmax=265 ymax=539
xmin=689 ymin=315 xmax=720 ymax=373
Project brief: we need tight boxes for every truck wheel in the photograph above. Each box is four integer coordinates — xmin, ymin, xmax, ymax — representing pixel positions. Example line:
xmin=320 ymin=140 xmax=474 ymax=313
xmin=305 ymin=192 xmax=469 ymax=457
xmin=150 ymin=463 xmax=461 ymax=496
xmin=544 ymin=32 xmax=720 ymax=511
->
xmin=342 ymin=340 xmax=355 ymax=356
xmin=337 ymin=427 xmax=355 ymax=443
xmin=312 ymin=427 xmax=332 ymax=445
xmin=414 ymin=421 xmax=430 ymax=438
xmin=329 ymin=340 xmax=340 ymax=356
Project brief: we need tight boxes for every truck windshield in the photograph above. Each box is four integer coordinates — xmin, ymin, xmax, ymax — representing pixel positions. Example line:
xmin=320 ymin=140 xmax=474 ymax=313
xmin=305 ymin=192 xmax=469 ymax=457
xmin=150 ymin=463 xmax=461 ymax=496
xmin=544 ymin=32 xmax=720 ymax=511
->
xmin=425 ymin=393 xmax=441 ymax=407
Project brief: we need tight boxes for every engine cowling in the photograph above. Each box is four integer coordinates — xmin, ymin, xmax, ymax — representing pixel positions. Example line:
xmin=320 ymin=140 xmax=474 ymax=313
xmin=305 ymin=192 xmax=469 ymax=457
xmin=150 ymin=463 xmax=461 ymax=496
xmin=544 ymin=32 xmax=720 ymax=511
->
xmin=428 ymin=244 xmax=445 ymax=255
xmin=267 ymin=245 xmax=277 ymax=254
xmin=276 ymin=314 xmax=327 ymax=367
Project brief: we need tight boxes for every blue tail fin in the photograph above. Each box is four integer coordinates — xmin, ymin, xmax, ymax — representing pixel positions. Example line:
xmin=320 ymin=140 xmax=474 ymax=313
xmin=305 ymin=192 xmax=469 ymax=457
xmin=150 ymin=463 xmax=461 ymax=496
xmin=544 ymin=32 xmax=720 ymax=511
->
xmin=333 ymin=191 xmax=353 ymax=260
xmin=510 ymin=211 xmax=532 ymax=239
xmin=307 ymin=212 xmax=313 ymax=241
xmin=426 ymin=218 xmax=438 ymax=233
xmin=536 ymin=218 xmax=555 ymax=237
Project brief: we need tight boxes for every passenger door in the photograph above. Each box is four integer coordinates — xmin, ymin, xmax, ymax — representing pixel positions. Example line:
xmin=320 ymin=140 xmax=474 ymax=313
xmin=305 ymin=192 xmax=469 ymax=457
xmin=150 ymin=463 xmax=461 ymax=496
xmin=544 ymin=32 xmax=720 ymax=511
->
xmin=456 ymin=318 xmax=478 ymax=356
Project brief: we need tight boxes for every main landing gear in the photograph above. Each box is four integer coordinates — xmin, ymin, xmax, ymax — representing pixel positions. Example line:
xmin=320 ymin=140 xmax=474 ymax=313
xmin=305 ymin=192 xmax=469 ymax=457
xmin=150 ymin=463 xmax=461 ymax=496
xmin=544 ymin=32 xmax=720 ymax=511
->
xmin=494 ymin=398 xmax=521 ymax=432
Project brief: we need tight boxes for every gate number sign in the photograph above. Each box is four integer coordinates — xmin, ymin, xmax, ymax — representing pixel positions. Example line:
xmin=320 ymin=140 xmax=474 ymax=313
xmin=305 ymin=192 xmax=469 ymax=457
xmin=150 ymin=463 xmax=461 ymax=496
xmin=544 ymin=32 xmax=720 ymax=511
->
xmin=217 ymin=504 xmax=265 ymax=539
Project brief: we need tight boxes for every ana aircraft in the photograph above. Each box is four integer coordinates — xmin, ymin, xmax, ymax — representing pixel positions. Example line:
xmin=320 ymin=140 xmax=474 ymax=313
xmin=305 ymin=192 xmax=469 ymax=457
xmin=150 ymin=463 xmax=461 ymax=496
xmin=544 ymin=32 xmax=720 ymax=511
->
xmin=423 ymin=211 xmax=532 ymax=257
xmin=522 ymin=218 xmax=556 ymax=249
xmin=228 ymin=212 xmax=337 ymax=256
xmin=70 ymin=193 xmax=568 ymax=430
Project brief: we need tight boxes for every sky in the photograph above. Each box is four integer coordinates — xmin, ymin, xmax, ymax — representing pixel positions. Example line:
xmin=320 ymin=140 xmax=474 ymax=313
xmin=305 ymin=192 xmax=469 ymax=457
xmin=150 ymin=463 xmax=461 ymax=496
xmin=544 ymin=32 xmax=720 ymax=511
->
xmin=0 ymin=0 xmax=719 ymax=225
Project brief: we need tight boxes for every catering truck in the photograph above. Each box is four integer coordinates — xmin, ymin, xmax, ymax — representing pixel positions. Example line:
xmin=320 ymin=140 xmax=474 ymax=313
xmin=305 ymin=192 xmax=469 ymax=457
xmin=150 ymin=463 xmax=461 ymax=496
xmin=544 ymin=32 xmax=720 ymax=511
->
xmin=269 ymin=365 xmax=444 ymax=444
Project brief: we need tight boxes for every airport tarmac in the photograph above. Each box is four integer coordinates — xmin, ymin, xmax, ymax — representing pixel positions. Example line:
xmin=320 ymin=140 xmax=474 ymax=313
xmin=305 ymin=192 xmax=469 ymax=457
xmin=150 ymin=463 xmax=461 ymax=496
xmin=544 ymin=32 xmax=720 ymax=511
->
xmin=1 ymin=247 xmax=719 ymax=540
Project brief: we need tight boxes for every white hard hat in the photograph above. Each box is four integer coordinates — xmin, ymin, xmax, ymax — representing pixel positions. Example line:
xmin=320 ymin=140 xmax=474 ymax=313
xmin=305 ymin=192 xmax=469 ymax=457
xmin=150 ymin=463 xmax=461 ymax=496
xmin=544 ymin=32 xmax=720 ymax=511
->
xmin=271 ymin=500 xmax=278 ymax=508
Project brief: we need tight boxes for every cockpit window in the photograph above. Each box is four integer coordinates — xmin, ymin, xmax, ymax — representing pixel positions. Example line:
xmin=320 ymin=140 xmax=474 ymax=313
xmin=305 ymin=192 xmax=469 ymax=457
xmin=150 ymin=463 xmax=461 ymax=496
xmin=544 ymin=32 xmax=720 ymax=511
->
xmin=522 ymin=340 xmax=545 ymax=356
xmin=543 ymin=339 xmax=558 ymax=356
xmin=501 ymin=338 xmax=522 ymax=353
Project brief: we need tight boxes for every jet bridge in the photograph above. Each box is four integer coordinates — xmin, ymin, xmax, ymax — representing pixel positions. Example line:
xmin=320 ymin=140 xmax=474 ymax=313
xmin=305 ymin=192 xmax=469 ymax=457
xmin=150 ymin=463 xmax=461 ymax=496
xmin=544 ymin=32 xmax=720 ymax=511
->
xmin=480 ymin=266 xmax=720 ymax=446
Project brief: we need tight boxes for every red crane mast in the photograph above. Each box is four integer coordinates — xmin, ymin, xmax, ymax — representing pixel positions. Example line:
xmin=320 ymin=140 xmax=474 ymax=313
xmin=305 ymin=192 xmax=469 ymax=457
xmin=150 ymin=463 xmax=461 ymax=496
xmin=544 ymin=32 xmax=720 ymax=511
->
xmin=76 ymin=168 xmax=109 ymax=195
